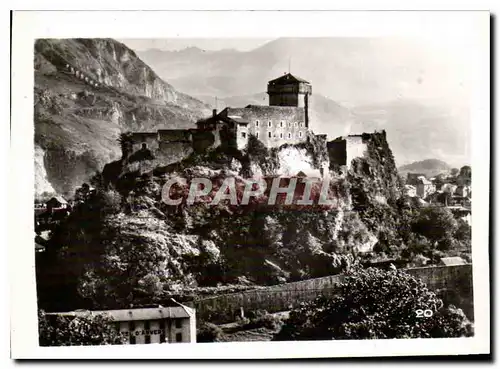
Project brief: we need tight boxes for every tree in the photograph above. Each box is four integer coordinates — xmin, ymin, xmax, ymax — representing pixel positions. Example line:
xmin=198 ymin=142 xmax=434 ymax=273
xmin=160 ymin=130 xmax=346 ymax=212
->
xmin=37 ymin=187 xmax=124 ymax=312
xmin=38 ymin=310 xmax=126 ymax=346
xmin=77 ymin=230 xmax=171 ymax=309
xmin=118 ymin=132 xmax=134 ymax=157
xmin=75 ymin=183 xmax=91 ymax=203
xmin=98 ymin=189 xmax=122 ymax=216
xmin=459 ymin=166 xmax=471 ymax=179
xmin=437 ymin=191 xmax=452 ymax=206
xmin=273 ymin=267 xmax=473 ymax=340
xmin=455 ymin=219 xmax=471 ymax=242
xmin=411 ymin=207 xmax=457 ymax=245
xmin=403 ymin=234 xmax=433 ymax=257
xmin=197 ymin=322 xmax=223 ymax=343
xmin=450 ymin=168 xmax=460 ymax=177
xmin=454 ymin=219 xmax=472 ymax=252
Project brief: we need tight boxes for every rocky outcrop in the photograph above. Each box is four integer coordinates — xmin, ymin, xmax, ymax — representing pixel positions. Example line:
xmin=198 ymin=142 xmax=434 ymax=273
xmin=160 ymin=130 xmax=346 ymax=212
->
xmin=98 ymin=131 xmax=401 ymax=287
xmin=37 ymin=129 xmax=406 ymax=310
xmin=34 ymin=38 xmax=211 ymax=197
xmin=34 ymin=145 xmax=56 ymax=196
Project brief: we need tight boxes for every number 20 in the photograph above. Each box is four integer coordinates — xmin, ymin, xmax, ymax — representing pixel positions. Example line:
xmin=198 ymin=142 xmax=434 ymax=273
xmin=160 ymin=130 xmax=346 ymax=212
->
xmin=416 ymin=309 xmax=433 ymax=318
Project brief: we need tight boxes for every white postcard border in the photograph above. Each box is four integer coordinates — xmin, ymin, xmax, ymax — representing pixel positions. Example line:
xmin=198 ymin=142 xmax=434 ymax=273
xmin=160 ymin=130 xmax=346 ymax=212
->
xmin=9 ymin=10 xmax=490 ymax=358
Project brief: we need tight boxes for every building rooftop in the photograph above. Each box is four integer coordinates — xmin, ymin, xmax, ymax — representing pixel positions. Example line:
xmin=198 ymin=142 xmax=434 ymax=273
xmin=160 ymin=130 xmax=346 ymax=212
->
xmin=268 ymin=73 xmax=311 ymax=85
xmin=416 ymin=176 xmax=432 ymax=185
xmin=47 ymin=304 xmax=195 ymax=321
xmin=227 ymin=115 xmax=249 ymax=125
xmin=48 ymin=196 xmax=68 ymax=205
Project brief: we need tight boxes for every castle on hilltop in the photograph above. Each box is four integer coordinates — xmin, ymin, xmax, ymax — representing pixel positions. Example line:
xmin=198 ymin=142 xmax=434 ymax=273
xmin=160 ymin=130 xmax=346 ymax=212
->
xmin=122 ymin=72 xmax=380 ymax=174
xmin=125 ymin=73 xmax=317 ymax=157
xmin=197 ymin=73 xmax=313 ymax=149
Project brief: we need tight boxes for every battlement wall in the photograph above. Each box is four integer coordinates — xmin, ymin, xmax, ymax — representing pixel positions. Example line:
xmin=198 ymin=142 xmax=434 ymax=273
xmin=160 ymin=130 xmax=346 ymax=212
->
xmin=194 ymin=264 xmax=474 ymax=324
xmin=327 ymin=134 xmax=369 ymax=171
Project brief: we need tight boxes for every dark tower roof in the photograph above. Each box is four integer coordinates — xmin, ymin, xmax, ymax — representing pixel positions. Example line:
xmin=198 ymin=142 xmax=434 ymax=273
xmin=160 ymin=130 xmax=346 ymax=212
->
xmin=268 ymin=73 xmax=310 ymax=86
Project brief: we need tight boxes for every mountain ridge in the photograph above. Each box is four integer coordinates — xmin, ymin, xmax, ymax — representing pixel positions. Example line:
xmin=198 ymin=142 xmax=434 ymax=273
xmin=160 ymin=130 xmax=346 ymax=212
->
xmin=34 ymin=38 xmax=211 ymax=197
xmin=398 ymin=158 xmax=452 ymax=178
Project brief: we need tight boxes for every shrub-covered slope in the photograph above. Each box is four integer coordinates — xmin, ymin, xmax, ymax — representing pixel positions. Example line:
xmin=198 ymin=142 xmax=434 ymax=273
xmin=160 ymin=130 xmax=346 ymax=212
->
xmin=37 ymin=131 xmax=409 ymax=311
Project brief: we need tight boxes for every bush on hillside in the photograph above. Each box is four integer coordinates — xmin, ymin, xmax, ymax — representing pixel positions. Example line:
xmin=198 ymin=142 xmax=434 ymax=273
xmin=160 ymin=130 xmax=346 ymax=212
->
xmin=242 ymin=313 xmax=283 ymax=331
xmin=196 ymin=322 xmax=223 ymax=343
xmin=411 ymin=206 xmax=458 ymax=245
xmin=273 ymin=267 xmax=473 ymax=341
xmin=38 ymin=310 xmax=125 ymax=346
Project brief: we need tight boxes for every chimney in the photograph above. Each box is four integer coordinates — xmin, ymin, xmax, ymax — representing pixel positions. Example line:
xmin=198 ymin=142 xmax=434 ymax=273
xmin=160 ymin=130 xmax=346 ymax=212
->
xmin=212 ymin=109 xmax=217 ymax=118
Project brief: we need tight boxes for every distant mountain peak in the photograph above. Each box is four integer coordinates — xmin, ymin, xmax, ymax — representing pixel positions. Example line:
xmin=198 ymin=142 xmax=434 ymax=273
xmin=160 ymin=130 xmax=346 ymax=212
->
xmin=399 ymin=159 xmax=451 ymax=171
xmin=398 ymin=159 xmax=452 ymax=178
xmin=183 ymin=46 xmax=205 ymax=52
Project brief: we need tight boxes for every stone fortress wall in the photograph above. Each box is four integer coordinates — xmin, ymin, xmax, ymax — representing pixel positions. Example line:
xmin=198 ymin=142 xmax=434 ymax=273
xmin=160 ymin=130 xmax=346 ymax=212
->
xmin=125 ymin=130 xmax=194 ymax=167
xmin=328 ymin=135 xmax=369 ymax=171
xmin=59 ymin=62 xmax=115 ymax=91
xmin=224 ymin=105 xmax=308 ymax=148
xmin=193 ymin=264 xmax=474 ymax=324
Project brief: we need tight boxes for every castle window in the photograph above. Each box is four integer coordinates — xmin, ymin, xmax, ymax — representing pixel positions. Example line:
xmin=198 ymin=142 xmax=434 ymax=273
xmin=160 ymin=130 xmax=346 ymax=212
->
xmin=294 ymin=122 xmax=298 ymax=128
xmin=299 ymin=122 xmax=303 ymax=128
xmin=280 ymin=133 xmax=283 ymax=139
xmin=288 ymin=122 xmax=291 ymax=128
xmin=268 ymin=132 xmax=272 ymax=138
xmin=241 ymin=132 xmax=247 ymax=138
xmin=256 ymin=132 xmax=259 ymax=138
xmin=288 ymin=132 xmax=291 ymax=139
xmin=280 ymin=121 xmax=284 ymax=128
xmin=255 ymin=120 xmax=259 ymax=127
xmin=141 ymin=142 xmax=147 ymax=150
xmin=268 ymin=121 xmax=272 ymax=127
xmin=299 ymin=131 xmax=303 ymax=138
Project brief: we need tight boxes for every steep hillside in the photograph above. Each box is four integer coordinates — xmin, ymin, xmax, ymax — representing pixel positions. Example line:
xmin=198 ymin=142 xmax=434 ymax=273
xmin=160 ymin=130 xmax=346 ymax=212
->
xmin=34 ymin=38 xmax=211 ymax=197
xmin=398 ymin=159 xmax=452 ymax=178
xmin=38 ymin=132 xmax=409 ymax=311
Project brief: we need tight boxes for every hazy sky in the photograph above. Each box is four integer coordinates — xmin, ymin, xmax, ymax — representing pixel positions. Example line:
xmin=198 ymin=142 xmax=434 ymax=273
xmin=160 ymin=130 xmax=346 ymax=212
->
xmin=119 ymin=38 xmax=272 ymax=52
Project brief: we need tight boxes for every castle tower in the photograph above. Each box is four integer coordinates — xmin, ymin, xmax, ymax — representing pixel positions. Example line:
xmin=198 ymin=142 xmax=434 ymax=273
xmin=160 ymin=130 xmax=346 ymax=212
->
xmin=267 ymin=73 xmax=312 ymax=108
xmin=267 ymin=73 xmax=312 ymax=127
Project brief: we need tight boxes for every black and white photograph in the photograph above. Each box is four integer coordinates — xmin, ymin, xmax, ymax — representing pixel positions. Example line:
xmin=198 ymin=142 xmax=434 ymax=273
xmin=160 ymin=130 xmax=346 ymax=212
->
xmin=9 ymin=10 xmax=490 ymax=359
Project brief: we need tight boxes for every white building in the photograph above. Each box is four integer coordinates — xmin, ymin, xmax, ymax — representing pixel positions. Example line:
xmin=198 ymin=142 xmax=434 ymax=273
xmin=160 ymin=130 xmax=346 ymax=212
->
xmin=416 ymin=176 xmax=435 ymax=198
xmin=48 ymin=302 xmax=196 ymax=344
xmin=404 ymin=184 xmax=417 ymax=197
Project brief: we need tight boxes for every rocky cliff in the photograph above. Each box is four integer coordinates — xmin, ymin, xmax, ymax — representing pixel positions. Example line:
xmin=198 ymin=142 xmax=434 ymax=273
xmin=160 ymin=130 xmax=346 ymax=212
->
xmin=34 ymin=38 xmax=211 ymax=197
xmin=38 ymin=130 xmax=407 ymax=310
